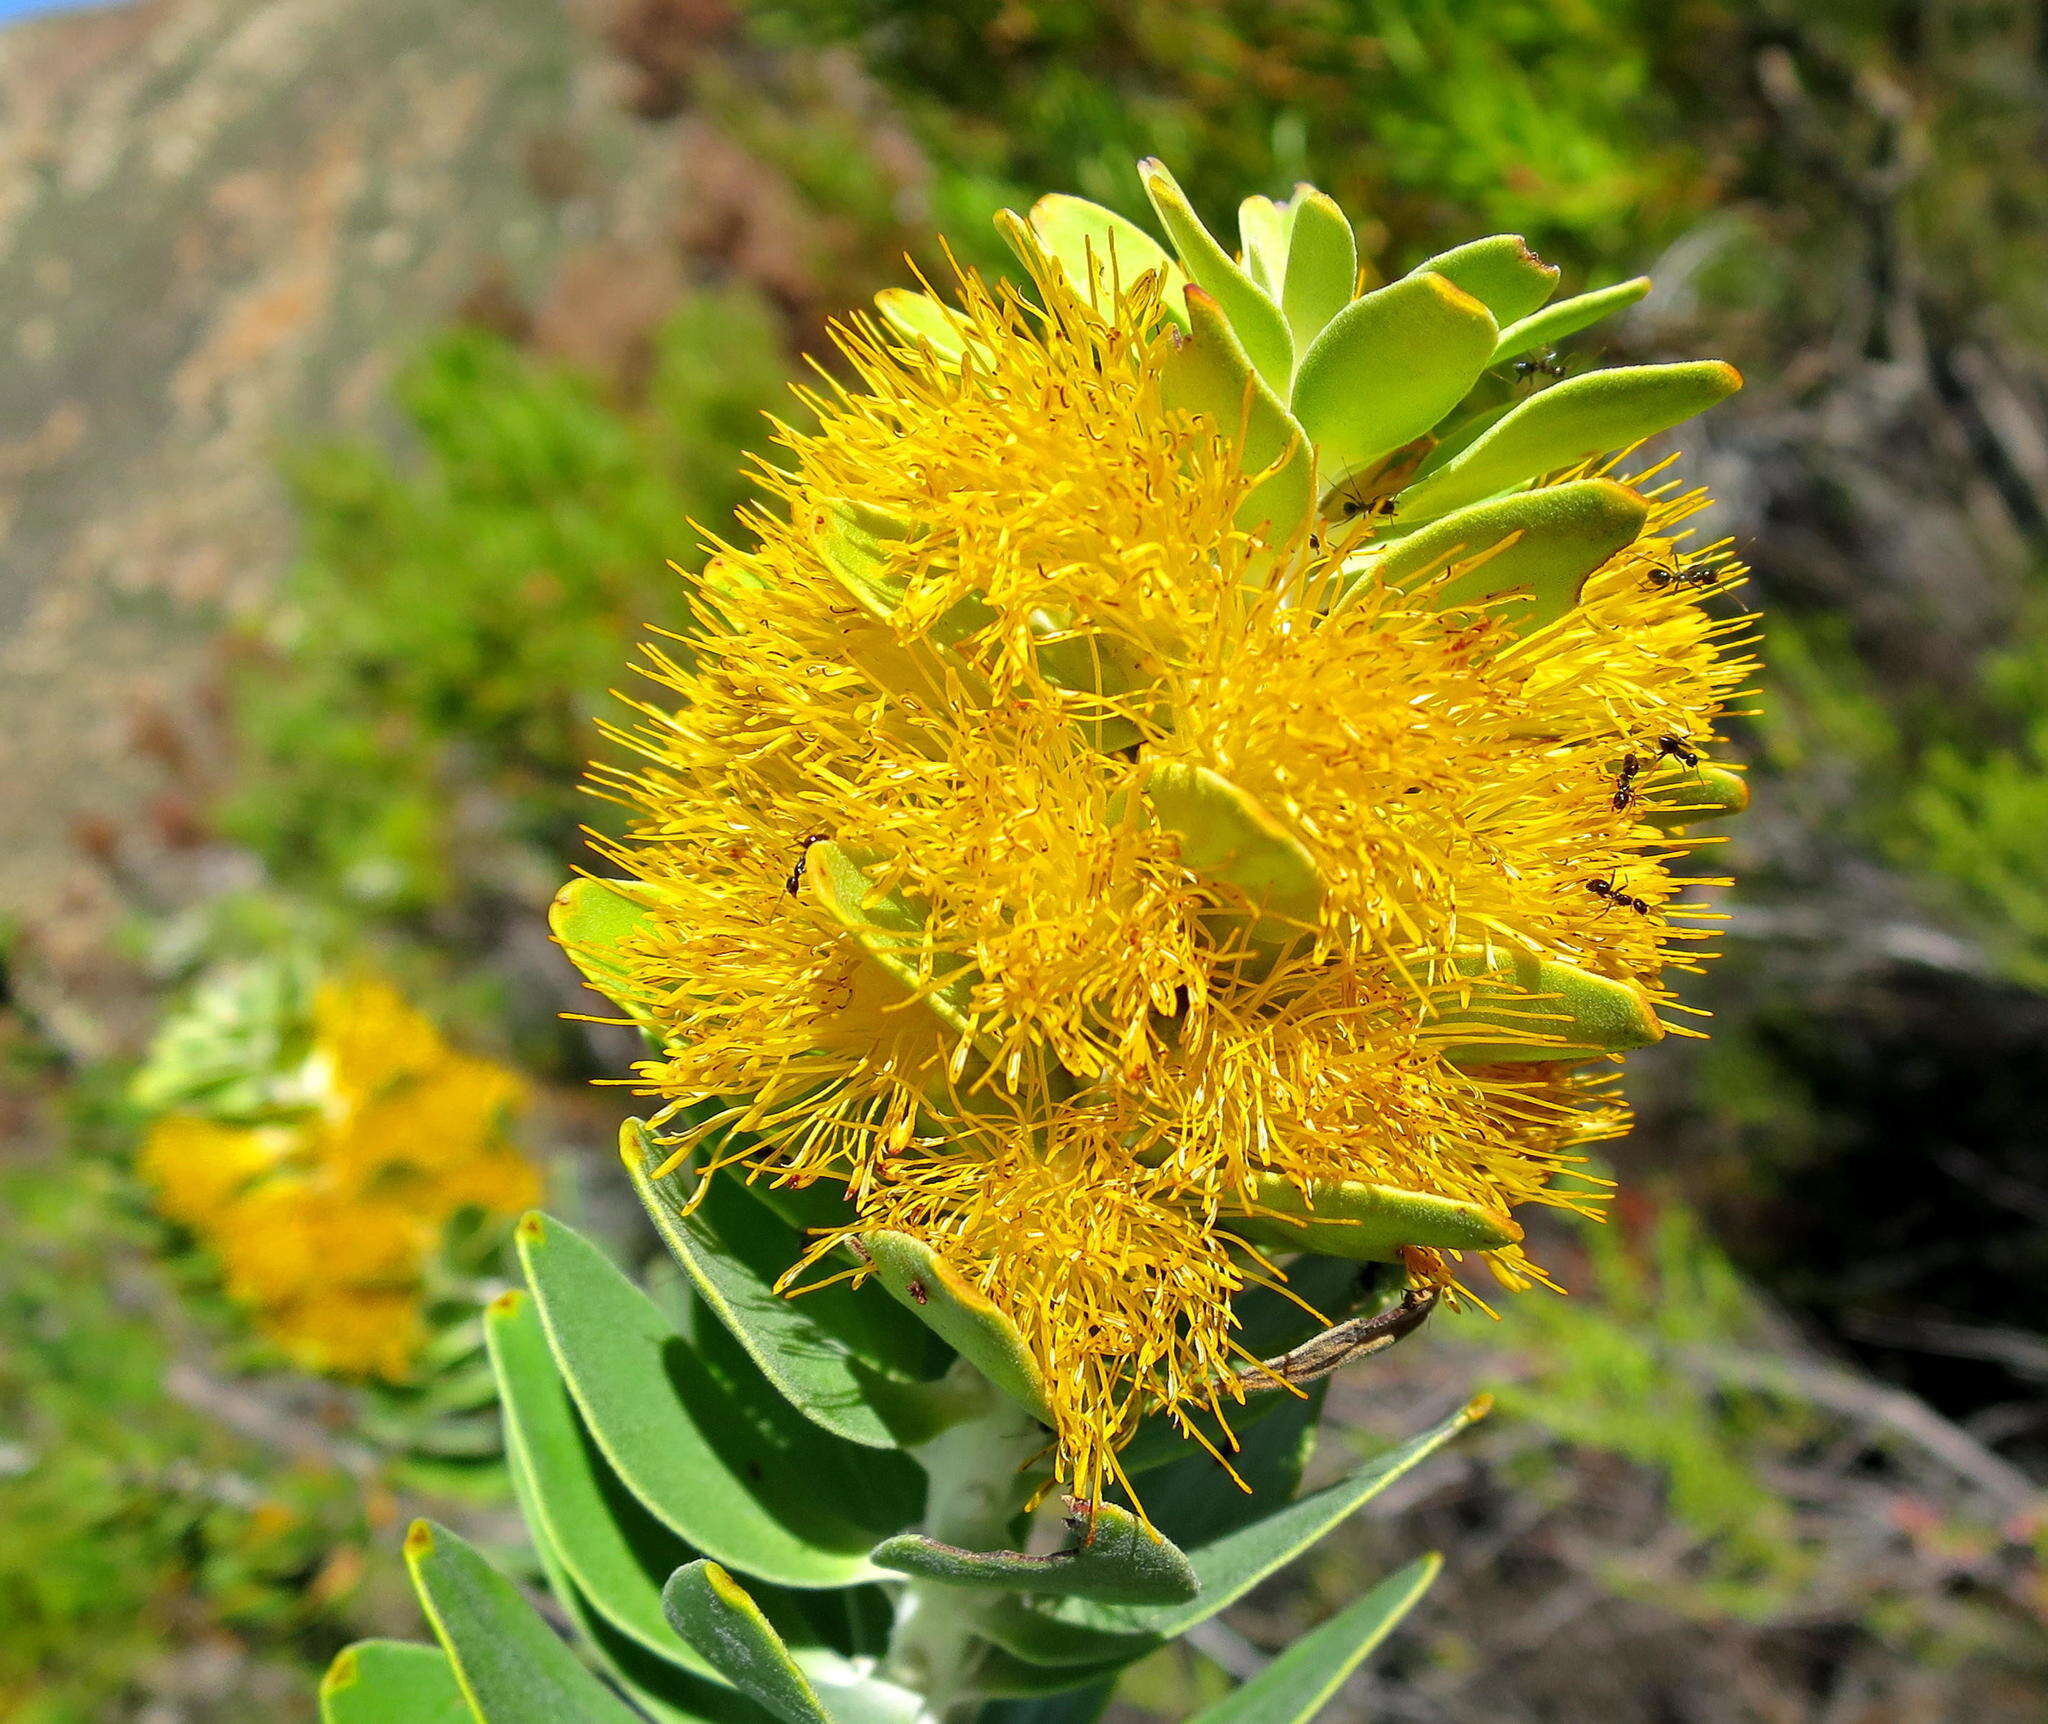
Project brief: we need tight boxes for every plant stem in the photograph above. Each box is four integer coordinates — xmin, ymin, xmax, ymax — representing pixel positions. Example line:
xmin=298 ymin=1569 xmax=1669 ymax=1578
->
xmin=885 ymin=1362 xmax=1047 ymax=1720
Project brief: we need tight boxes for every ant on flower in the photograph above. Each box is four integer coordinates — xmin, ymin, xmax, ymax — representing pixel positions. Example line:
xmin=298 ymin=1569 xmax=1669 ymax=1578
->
xmin=1610 ymin=752 xmax=1645 ymax=812
xmin=1585 ymin=874 xmax=1652 ymax=916
xmin=785 ymin=833 xmax=828 ymax=896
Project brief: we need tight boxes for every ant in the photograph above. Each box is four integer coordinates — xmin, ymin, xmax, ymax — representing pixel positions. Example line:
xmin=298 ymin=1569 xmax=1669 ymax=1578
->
xmin=1337 ymin=491 xmax=1399 ymax=523
xmin=1653 ymin=733 xmax=1700 ymax=770
xmin=1585 ymin=874 xmax=1652 ymax=916
xmin=784 ymin=833 xmax=827 ymax=896
xmin=1512 ymin=349 xmax=1567 ymax=386
xmin=1644 ymin=562 xmax=1716 ymax=592
xmin=1611 ymin=752 xmax=1644 ymax=813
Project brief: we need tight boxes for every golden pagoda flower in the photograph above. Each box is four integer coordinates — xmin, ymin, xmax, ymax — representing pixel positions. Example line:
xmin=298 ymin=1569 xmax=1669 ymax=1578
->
xmin=139 ymin=976 xmax=540 ymax=1380
xmin=559 ymin=162 xmax=1754 ymax=1504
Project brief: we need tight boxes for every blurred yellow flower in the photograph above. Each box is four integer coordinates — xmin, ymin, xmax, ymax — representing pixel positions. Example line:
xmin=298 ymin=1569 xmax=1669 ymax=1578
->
xmin=587 ymin=253 xmax=1752 ymax=1498
xmin=140 ymin=978 xmax=539 ymax=1380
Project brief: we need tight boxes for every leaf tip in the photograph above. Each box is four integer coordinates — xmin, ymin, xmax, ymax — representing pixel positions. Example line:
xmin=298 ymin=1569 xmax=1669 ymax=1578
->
xmin=320 ymin=1648 xmax=360 ymax=1695
xmin=404 ymin=1519 xmax=435 ymax=1560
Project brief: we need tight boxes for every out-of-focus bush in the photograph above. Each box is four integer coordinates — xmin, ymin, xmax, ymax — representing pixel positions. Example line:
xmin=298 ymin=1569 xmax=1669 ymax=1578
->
xmin=747 ymin=0 xmax=1713 ymax=271
xmin=0 ymin=1159 xmax=389 ymax=1724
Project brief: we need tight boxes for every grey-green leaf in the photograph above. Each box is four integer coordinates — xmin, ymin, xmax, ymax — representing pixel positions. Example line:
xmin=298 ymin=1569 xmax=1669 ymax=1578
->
xmin=661 ymin=1562 xmax=834 ymax=1724
xmin=1140 ymin=1383 xmax=1327 ymax=1552
xmin=320 ymin=1641 xmax=472 ymax=1724
xmin=1492 ymin=277 xmax=1651 ymax=364
xmin=1158 ymin=286 xmax=1314 ymax=542
xmin=485 ymin=1287 xmax=718 ymax=1677
xmin=1348 ymin=478 xmax=1649 ymax=632
xmin=404 ymin=1520 xmax=645 ymax=1724
xmin=973 ymin=1688 xmax=1118 ymax=1724
xmin=1413 ymin=235 xmax=1559 ymax=326
xmin=623 ymin=1121 xmax=954 ymax=1449
xmin=968 ymin=1645 xmax=1138 ymax=1700
xmin=1140 ymin=157 xmax=1292 ymax=389
xmin=1236 ymin=194 xmax=1292 ymax=294
xmin=970 ymin=1598 xmax=1157 ymax=1672
xmin=1280 ymin=189 xmax=1356 ymax=350
xmin=873 ymin=1502 xmax=1199 ymax=1605
xmin=507 ymin=1441 xmax=758 ymax=1724
xmin=1025 ymin=193 xmax=1189 ymax=322
xmin=515 ymin=1213 xmax=922 ymax=1589
xmin=1291 ymin=273 xmax=1498 ymax=487
xmin=1394 ymin=361 xmax=1742 ymax=523
xmin=860 ymin=1229 xmax=1055 ymax=1424
xmin=1041 ymin=1396 xmax=1485 ymax=1637
xmin=1185 ymin=1553 xmax=1442 ymax=1723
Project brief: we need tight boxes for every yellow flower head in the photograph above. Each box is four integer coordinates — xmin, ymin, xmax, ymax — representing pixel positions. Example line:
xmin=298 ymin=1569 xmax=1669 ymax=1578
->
xmin=581 ymin=196 xmax=1753 ymax=1499
xmin=140 ymin=977 xmax=540 ymax=1380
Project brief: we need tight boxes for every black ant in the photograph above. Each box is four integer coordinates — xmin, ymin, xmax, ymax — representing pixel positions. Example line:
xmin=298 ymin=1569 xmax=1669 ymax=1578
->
xmin=1611 ymin=752 xmax=1644 ymax=812
xmin=1512 ymin=349 xmax=1566 ymax=385
xmin=1644 ymin=563 xmax=1715 ymax=591
xmin=1653 ymin=733 xmax=1700 ymax=770
xmin=1585 ymin=875 xmax=1652 ymax=916
xmin=784 ymin=833 xmax=827 ymax=896
xmin=1338 ymin=492 xmax=1399 ymax=523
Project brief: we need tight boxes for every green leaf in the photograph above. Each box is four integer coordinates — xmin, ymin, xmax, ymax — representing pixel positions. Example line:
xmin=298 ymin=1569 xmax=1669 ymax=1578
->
xmin=1226 ymin=1176 xmax=1521 ymax=1262
xmin=873 ymin=289 xmax=973 ymax=363
xmin=806 ymin=842 xmax=981 ymax=1045
xmin=973 ymin=1688 xmax=1118 ymax=1724
xmin=1279 ymin=189 xmax=1356 ymax=351
xmin=1347 ymin=479 xmax=1648 ymax=632
xmin=1236 ymin=194 xmax=1292 ymax=294
xmin=549 ymin=877 xmax=654 ymax=1020
xmin=873 ymin=1502 xmax=1199 ymax=1605
xmin=1158 ymin=286 xmax=1314 ymax=542
xmin=971 ymin=1598 xmax=1157 ymax=1672
xmin=1038 ymin=1396 xmax=1486 ymax=1638
xmin=1394 ymin=361 xmax=1743 ymax=524
xmin=1492 ymin=277 xmax=1651 ymax=365
xmin=1185 ymin=1553 xmax=1442 ymax=1723
xmin=506 ymin=1433 xmax=759 ymax=1724
xmin=1144 ymin=761 xmax=1322 ymax=944
xmin=968 ymin=1645 xmax=1138 ymax=1700
xmin=486 ymin=1287 xmax=718 ymax=1678
xmin=1141 ymin=1383 xmax=1326 ymax=1552
xmin=1413 ymin=235 xmax=1558 ymax=326
xmin=1140 ymin=158 xmax=1292 ymax=389
xmin=1024 ymin=193 xmax=1189 ymax=322
xmin=404 ymin=1520 xmax=645 ymax=1724
xmin=1025 ymin=609 xmax=1153 ymax=753
xmin=623 ymin=1121 xmax=956 ymax=1449
xmin=1119 ymin=1258 xmax=1377 ymax=1475
xmin=1290 ymin=274 xmax=1498 ymax=488
xmin=1429 ymin=951 xmax=1664 ymax=1066
xmin=1641 ymin=762 xmax=1749 ymax=828
xmin=320 ymin=1641 xmax=473 ymax=1724
xmin=516 ymin=1213 xmax=922 ymax=1589
xmin=661 ymin=1562 xmax=834 ymax=1724
xmin=859 ymin=1230 xmax=1054 ymax=1424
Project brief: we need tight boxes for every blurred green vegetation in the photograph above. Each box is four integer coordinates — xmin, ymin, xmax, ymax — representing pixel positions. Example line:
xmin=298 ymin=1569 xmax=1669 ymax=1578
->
xmin=223 ymin=288 xmax=791 ymax=921
xmin=0 ymin=1155 xmax=388 ymax=1724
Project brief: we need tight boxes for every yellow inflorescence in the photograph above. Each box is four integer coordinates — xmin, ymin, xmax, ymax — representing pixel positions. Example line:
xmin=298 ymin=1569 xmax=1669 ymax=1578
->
xmin=591 ymin=259 xmax=1754 ymax=1499
xmin=141 ymin=979 xmax=540 ymax=1380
